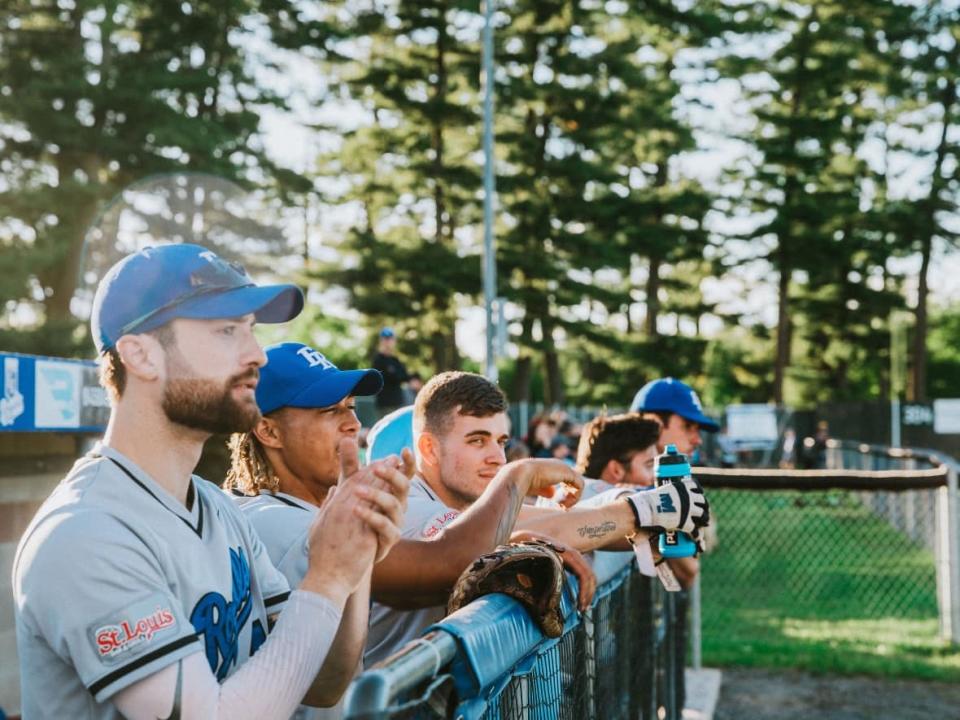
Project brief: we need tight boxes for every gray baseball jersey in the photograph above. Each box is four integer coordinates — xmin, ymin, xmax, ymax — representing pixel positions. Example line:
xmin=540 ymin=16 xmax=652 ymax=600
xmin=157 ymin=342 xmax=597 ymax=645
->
xmin=363 ymin=476 xmax=459 ymax=666
xmin=13 ymin=444 xmax=290 ymax=719
xmin=232 ymin=490 xmax=350 ymax=720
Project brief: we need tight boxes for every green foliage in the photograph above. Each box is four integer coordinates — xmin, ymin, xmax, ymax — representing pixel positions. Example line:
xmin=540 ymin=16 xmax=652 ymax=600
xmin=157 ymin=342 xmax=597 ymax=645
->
xmin=0 ymin=0 xmax=304 ymax=356
xmin=2 ymin=0 xmax=959 ymax=411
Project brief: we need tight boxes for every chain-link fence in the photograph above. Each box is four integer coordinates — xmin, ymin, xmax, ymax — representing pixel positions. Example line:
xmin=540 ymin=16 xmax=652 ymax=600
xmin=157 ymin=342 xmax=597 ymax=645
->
xmin=344 ymin=558 xmax=684 ymax=720
xmin=696 ymin=442 xmax=956 ymax=678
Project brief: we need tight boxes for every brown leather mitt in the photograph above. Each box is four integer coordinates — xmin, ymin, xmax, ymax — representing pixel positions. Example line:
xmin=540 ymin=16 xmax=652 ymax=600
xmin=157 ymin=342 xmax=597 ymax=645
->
xmin=446 ymin=540 xmax=565 ymax=638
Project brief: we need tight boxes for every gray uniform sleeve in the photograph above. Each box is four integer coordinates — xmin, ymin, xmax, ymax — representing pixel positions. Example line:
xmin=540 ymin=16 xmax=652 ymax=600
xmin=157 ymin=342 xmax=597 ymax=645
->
xmin=16 ymin=511 xmax=201 ymax=703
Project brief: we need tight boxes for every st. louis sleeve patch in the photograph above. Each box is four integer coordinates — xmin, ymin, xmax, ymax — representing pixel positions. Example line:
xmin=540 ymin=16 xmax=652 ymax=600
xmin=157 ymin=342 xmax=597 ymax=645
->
xmin=88 ymin=593 xmax=181 ymax=665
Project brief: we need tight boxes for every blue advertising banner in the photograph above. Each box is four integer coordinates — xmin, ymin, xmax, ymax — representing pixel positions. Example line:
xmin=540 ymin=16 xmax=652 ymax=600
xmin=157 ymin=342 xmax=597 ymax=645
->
xmin=0 ymin=352 xmax=109 ymax=432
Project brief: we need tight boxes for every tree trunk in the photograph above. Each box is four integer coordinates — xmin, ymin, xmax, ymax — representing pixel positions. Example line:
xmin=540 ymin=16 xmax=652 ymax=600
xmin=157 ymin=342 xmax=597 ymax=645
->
xmin=645 ymin=252 xmax=662 ymax=338
xmin=911 ymin=74 xmax=955 ymax=402
xmin=541 ymin=315 xmax=564 ymax=405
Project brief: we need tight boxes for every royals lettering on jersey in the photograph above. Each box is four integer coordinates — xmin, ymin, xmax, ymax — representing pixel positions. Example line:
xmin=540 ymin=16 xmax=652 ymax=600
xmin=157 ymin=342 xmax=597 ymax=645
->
xmin=190 ymin=546 xmax=266 ymax=681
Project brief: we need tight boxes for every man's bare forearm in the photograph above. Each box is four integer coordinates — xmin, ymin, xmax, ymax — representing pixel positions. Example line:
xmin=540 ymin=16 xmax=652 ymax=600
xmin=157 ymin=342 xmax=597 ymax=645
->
xmin=516 ymin=500 xmax=639 ymax=552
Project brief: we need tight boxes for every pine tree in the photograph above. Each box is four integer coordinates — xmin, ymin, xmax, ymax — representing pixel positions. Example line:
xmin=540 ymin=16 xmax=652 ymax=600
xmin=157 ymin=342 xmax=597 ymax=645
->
xmin=0 ymin=0 xmax=301 ymax=355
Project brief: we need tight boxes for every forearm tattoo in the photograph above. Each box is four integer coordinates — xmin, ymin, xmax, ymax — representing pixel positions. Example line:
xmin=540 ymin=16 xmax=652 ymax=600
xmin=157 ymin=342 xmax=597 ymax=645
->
xmin=576 ymin=521 xmax=617 ymax=540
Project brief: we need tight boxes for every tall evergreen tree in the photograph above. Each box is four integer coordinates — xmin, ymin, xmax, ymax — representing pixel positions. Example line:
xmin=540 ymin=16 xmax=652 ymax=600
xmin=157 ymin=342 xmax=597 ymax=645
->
xmin=0 ymin=0 xmax=299 ymax=355
xmin=719 ymin=0 xmax=911 ymax=403
xmin=292 ymin=1 xmax=484 ymax=373
xmin=891 ymin=4 xmax=960 ymax=402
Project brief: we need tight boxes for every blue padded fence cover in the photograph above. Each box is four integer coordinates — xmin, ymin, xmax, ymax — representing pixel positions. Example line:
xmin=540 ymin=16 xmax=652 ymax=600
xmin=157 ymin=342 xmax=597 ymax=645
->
xmin=428 ymin=555 xmax=634 ymax=706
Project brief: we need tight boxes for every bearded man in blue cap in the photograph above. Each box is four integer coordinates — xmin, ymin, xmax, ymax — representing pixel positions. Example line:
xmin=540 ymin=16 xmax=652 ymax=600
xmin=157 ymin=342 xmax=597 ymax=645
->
xmin=13 ymin=245 xmax=410 ymax=720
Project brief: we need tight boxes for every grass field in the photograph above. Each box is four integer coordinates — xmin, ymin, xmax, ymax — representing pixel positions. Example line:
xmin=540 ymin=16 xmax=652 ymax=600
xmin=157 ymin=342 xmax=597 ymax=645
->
xmin=700 ymin=489 xmax=960 ymax=681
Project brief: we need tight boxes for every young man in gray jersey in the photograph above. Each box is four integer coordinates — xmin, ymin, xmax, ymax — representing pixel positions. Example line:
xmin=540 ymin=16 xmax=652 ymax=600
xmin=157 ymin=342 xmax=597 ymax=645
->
xmin=13 ymin=245 xmax=410 ymax=720
xmin=368 ymin=372 xmax=711 ymax=664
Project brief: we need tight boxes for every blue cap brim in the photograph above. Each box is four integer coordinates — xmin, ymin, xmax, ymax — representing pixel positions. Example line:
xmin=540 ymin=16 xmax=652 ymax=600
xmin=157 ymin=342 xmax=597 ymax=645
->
xmin=684 ymin=411 xmax=720 ymax=433
xmin=283 ymin=368 xmax=383 ymax=411
xmin=146 ymin=284 xmax=304 ymax=332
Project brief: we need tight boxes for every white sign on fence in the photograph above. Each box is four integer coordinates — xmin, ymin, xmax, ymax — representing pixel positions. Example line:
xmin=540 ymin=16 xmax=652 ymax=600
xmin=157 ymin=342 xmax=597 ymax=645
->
xmin=725 ymin=404 xmax=778 ymax=449
xmin=934 ymin=399 xmax=960 ymax=434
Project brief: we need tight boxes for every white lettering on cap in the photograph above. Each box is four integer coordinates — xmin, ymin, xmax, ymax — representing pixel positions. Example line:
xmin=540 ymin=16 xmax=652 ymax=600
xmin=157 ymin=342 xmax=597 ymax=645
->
xmin=689 ymin=388 xmax=704 ymax=411
xmin=297 ymin=346 xmax=335 ymax=370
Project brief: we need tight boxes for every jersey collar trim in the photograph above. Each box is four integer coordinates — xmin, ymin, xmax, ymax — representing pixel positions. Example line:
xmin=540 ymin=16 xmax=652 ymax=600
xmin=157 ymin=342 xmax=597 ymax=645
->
xmin=93 ymin=444 xmax=206 ymax=539
xmin=258 ymin=490 xmax=317 ymax=512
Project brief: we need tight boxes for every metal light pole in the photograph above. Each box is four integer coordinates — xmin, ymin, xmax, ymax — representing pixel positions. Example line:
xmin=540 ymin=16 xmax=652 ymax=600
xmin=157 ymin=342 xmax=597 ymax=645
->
xmin=482 ymin=0 xmax=498 ymax=383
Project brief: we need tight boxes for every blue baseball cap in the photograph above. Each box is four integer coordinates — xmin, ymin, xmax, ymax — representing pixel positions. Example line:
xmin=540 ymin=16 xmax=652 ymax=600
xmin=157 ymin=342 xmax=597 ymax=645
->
xmin=91 ymin=244 xmax=303 ymax=354
xmin=256 ymin=342 xmax=383 ymax=415
xmin=630 ymin=377 xmax=719 ymax=433
xmin=366 ymin=405 xmax=414 ymax=464
xmin=379 ymin=327 xmax=395 ymax=338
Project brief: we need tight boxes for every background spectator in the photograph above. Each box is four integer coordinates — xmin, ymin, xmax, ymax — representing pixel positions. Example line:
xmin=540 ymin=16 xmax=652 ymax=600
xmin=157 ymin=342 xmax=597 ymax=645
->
xmin=372 ymin=327 xmax=411 ymax=416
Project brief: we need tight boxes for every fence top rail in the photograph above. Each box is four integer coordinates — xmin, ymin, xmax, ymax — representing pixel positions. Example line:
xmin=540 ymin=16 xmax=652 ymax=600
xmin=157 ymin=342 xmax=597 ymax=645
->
xmin=828 ymin=439 xmax=951 ymax=468
xmin=344 ymin=630 xmax=458 ymax=717
xmin=695 ymin=465 xmax=948 ymax=491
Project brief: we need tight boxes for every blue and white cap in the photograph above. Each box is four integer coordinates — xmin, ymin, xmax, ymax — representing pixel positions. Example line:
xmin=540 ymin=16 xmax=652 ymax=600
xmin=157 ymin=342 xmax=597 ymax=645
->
xmin=630 ymin=377 xmax=719 ymax=433
xmin=92 ymin=244 xmax=303 ymax=354
xmin=256 ymin=342 xmax=383 ymax=415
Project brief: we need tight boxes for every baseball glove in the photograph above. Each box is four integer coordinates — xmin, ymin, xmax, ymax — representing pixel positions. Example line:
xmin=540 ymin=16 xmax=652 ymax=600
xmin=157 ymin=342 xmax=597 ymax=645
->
xmin=447 ymin=540 xmax=565 ymax=638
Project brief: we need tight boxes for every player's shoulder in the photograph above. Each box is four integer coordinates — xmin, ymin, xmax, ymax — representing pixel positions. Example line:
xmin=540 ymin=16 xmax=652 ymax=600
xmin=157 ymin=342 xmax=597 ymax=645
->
xmin=404 ymin=477 xmax=459 ymax=539
xmin=17 ymin=454 xmax=120 ymax=548
xmin=227 ymin=490 xmax=315 ymax=541
xmin=227 ymin=489 xmax=317 ymax=518
xmin=13 ymin=499 xmax=141 ymax=599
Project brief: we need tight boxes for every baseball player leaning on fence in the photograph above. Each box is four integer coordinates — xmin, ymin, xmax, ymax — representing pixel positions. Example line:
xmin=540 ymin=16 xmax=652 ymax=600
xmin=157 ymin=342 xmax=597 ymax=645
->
xmin=364 ymin=370 xmax=711 ymax=665
xmin=225 ymin=341 xmax=417 ymax=720
xmin=568 ymin=412 xmax=701 ymax=589
xmin=12 ymin=245 xmax=410 ymax=720
xmin=630 ymin=377 xmax=721 ymax=587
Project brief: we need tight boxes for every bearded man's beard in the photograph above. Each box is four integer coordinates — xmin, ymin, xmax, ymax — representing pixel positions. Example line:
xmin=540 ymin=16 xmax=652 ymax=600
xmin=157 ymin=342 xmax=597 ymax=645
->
xmin=162 ymin=369 xmax=261 ymax=434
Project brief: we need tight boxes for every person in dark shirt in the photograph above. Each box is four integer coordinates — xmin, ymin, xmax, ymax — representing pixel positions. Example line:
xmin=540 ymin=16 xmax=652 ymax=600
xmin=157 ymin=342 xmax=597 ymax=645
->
xmin=372 ymin=327 xmax=410 ymax=414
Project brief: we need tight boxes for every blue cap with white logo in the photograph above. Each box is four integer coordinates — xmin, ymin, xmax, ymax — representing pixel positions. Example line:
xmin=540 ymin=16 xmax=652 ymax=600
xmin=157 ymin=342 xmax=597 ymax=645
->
xmin=256 ymin=342 xmax=383 ymax=415
xmin=630 ymin=377 xmax=719 ymax=433
xmin=366 ymin=405 xmax=414 ymax=464
xmin=92 ymin=244 xmax=303 ymax=354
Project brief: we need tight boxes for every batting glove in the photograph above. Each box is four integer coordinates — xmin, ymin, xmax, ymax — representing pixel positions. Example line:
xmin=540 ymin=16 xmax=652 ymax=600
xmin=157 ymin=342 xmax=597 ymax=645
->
xmin=627 ymin=478 xmax=710 ymax=535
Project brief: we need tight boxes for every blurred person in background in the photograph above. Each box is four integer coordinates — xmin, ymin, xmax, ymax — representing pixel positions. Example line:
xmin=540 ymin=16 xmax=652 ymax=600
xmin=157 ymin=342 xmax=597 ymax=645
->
xmin=372 ymin=327 xmax=410 ymax=417
xmin=505 ymin=438 xmax=531 ymax=462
